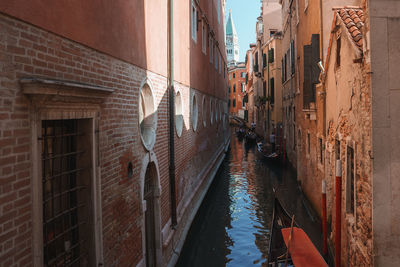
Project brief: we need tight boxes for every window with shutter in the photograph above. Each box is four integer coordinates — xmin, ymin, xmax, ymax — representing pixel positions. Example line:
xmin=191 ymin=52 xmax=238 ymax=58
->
xmin=263 ymin=53 xmax=267 ymax=68
xmin=268 ymin=48 xmax=274 ymax=63
xmin=303 ymin=44 xmax=312 ymax=108
xmin=191 ymin=2 xmax=197 ymax=42
xmin=270 ymin=78 xmax=275 ymax=104
xmin=291 ymin=40 xmax=295 ymax=74
xmin=254 ymin=52 xmax=259 ymax=72
xmin=263 ymin=81 xmax=266 ymax=97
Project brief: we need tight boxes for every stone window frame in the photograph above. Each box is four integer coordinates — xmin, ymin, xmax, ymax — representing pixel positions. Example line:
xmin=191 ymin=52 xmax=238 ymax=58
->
xmin=217 ymin=0 xmax=221 ymax=24
xmin=191 ymin=0 xmax=198 ymax=43
xmin=202 ymin=20 xmax=206 ymax=55
xmin=21 ymin=77 xmax=113 ymax=267
xmin=33 ymin=115 xmax=103 ymax=267
xmin=345 ymin=139 xmax=357 ymax=220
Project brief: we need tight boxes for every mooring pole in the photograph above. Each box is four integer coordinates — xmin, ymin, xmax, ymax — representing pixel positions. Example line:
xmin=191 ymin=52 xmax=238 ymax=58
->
xmin=322 ymin=179 xmax=327 ymax=255
xmin=335 ymin=160 xmax=342 ymax=267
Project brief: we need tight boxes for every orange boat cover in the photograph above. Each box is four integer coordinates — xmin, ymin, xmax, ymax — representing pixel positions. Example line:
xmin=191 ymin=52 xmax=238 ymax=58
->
xmin=281 ymin=227 xmax=327 ymax=267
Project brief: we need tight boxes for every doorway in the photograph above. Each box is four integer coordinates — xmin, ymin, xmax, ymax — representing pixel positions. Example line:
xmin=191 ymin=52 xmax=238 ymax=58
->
xmin=144 ymin=162 xmax=157 ymax=267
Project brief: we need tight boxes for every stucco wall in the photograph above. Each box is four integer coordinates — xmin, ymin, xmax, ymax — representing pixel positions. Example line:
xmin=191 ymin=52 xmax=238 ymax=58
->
xmin=324 ymin=21 xmax=372 ymax=265
xmin=369 ymin=0 xmax=400 ymax=265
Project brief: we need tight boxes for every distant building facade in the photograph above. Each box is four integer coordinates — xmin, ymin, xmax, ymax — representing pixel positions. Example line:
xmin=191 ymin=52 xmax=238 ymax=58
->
xmin=228 ymin=63 xmax=246 ymax=117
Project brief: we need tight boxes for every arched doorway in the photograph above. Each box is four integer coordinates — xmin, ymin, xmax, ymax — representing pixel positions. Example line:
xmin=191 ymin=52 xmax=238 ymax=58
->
xmin=144 ymin=162 xmax=157 ymax=267
xmin=140 ymin=152 xmax=162 ymax=267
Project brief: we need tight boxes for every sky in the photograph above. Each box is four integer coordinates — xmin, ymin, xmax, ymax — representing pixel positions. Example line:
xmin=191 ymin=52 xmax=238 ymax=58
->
xmin=225 ymin=0 xmax=262 ymax=62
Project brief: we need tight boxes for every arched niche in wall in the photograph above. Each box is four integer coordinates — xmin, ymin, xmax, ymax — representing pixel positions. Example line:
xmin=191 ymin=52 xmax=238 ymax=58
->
xmin=215 ymin=100 xmax=219 ymax=123
xmin=210 ymin=99 xmax=214 ymax=125
xmin=175 ymin=89 xmax=183 ymax=137
xmin=202 ymin=96 xmax=207 ymax=127
xmin=192 ymin=93 xmax=198 ymax=131
xmin=139 ymin=78 xmax=157 ymax=151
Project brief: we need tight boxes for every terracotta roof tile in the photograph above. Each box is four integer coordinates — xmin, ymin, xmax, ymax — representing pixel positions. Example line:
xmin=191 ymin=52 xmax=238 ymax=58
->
xmin=337 ymin=8 xmax=364 ymax=50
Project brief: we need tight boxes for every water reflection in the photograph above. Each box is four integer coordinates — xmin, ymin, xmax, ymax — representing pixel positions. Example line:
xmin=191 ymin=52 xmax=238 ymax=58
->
xmin=176 ymin=131 xmax=324 ymax=266
xmin=176 ymin=133 xmax=280 ymax=267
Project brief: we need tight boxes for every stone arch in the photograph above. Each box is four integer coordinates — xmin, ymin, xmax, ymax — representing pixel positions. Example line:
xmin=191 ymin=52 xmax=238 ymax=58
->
xmin=139 ymin=152 xmax=162 ymax=267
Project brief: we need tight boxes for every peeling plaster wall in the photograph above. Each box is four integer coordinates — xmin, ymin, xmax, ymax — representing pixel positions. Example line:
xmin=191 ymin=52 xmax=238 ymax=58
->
xmin=324 ymin=23 xmax=372 ymax=265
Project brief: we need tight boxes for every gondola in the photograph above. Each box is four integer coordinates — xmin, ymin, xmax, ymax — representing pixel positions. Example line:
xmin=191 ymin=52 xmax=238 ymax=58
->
xmin=257 ymin=142 xmax=280 ymax=163
xmin=244 ymin=131 xmax=257 ymax=144
xmin=267 ymin=197 xmax=297 ymax=266
xmin=236 ymin=127 xmax=246 ymax=139
xmin=267 ymin=197 xmax=328 ymax=267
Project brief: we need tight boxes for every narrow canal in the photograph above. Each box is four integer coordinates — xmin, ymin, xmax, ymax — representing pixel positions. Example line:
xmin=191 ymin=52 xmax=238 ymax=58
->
xmin=176 ymin=132 xmax=324 ymax=267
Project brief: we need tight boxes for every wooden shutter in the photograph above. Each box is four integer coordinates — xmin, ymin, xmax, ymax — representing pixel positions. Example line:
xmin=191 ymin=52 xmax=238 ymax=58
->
xmin=303 ymin=44 xmax=312 ymax=108
xmin=270 ymin=78 xmax=275 ymax=104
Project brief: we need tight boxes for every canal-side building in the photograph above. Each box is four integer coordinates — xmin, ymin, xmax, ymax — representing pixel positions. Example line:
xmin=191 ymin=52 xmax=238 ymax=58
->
xmin=322 ymin=6 xmax=372 ymax=265
xmin=279 ymin=0 xmax=298 ymax=169
xmin=253 ymin=16 xmax=267 ymax=138
xmin=323 ymin=1 xmax=400 ymax=265
xmin=228 ymin=63 xmax=246 ymax=117
xmin=0 ymin=0 xmax=229 ymax=266
xmin=245 ymin=45 xmax=256 ymax=126
xmin=293 ymin=0 xmax=323 ymax=217
xmin=259 ymin=0 xmax=283 ymax=141
xmin=263 ymin=34 xmax=283 ymax=142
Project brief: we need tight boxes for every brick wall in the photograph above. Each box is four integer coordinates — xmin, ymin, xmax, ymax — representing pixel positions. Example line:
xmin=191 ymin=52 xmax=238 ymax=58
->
xmin=0 ymin=12 xmax=228 ymax=266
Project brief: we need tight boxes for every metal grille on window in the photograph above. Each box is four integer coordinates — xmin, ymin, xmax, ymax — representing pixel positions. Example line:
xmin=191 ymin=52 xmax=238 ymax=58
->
xmin=42 ymin=120 xmax=87 ymax=266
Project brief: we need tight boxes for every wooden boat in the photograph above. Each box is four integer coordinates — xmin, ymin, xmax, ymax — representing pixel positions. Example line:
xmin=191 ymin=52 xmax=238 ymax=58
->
xmin=267 ymin=197 xmax=327 ymax=267
xmin=257 ymin=142 xmax=280 ymax=163
xmin=236 ymin=127 xmax=246 ymax=138
xmin=267 ymin=197 xmax=297 ymax=266
xmin=244 ymin=131 xmax=257 ymax=144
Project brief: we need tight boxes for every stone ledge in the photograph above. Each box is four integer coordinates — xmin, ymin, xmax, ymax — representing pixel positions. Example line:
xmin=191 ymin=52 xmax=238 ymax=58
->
xmin=20 ymin=77 xmax=114 ymax=103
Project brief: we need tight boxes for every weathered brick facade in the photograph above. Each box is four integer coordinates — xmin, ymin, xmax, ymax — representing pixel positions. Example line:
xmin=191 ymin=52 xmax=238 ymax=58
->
xmin=323 ymin=8 xmax=372 ymax=265
xmin=0 ymin=0 xmax=229 ymax=266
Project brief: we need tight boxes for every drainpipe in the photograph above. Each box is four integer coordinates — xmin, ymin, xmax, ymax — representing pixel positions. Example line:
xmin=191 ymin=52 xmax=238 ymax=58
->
xmin=335 ymin=160 xmax=342 ymax=267
xmin=168 ymin=0 xmax=177 ymax=228
xmin=318 ymin=0 xmax=327 ymax=137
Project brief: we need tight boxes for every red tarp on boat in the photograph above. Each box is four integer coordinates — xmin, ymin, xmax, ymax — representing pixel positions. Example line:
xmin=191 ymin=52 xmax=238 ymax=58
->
xmin=281 ymin=227 xmax=327 ymax=267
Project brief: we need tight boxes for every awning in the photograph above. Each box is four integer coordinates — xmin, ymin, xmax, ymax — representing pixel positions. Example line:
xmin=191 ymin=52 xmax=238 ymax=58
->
xmin=281 ymin=227 xmax=327 ymax=267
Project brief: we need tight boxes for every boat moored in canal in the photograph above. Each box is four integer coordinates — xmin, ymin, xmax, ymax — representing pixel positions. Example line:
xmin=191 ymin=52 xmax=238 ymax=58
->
xmin=257 ymin=141 xmax=280 ymax=164
xmin=267 ymin=197 xmax=327 ymax=267
xmin=244 ymin=131 xmax=257 ymax=144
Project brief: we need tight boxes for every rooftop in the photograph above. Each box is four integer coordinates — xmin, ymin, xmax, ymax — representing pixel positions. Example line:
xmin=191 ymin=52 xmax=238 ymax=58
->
xmin=335 ymin=7 xmax=364 ymax=50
